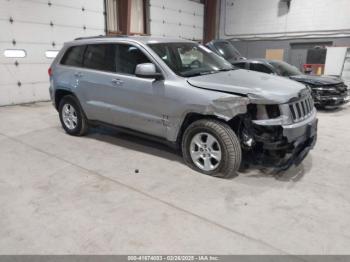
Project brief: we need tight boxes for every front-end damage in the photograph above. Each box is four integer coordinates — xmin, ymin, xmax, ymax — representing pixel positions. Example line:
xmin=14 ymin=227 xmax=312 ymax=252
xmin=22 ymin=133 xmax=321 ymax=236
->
xmin=233 ymin=92 xmax=318 ymax=171
xmin=207 ymin=96 xmax=249 ymax=121
xmin=184 ymin=70 xmax=318 ymax=171
xmin=177 ymin=83 xmax=318 ymax=171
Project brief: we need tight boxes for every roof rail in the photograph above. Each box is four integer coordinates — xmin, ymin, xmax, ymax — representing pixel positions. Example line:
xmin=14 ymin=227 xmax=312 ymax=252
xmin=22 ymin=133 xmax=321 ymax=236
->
xmin=74 ymin=35 xmax=129 ymax=40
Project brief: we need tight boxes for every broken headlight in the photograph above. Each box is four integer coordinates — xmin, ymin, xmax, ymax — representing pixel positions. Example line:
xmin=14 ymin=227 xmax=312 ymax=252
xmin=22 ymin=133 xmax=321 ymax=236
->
xmin=248 ymin=104 xmax=293 ymax=126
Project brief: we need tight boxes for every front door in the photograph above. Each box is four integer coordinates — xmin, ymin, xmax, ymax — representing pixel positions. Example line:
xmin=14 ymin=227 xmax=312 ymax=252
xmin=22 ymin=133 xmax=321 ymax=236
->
xmin=109 ymin=43 xmax=166 ymax=138
xmin=77 ymin=43 xmax=166 ymax=138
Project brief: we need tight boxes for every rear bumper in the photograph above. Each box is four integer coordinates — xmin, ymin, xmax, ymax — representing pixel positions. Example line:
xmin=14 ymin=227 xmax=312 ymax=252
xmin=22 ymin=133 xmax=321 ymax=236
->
xmin=49 ymin=82 xmax=56 ymax=108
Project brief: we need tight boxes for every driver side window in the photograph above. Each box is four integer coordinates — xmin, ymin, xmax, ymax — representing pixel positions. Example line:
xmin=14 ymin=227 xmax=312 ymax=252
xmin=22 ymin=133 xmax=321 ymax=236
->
xmin=115 ymin=44 xmax=151 ymax=75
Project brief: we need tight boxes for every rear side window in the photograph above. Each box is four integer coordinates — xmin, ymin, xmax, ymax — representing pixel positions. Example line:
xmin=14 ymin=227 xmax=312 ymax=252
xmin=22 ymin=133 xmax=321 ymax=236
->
xmin=115 ymin=44 xmax=151 ymax=75
xmin=61 ymin=45 xmax=86 ymax=67
xmin=250 ymin=63 xmax=273 ymax=74
xmin=83 ymin=44 xmax=116 ymax=72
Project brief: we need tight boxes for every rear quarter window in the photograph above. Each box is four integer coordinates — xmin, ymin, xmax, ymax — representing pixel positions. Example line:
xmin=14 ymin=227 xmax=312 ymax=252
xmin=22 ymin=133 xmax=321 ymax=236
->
xmin=60 ymin=45 xmax=86 ymax=67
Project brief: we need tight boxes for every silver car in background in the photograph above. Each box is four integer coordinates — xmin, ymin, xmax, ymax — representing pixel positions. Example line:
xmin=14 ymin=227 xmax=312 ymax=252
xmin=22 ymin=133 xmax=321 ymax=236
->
xmin=49 ymin=36 xmax=317 ymax=178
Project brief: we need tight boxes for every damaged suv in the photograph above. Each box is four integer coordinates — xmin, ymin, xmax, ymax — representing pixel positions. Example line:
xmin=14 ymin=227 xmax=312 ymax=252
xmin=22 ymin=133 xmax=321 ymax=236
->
xmin=49 ymin=36 xmax=317 ymax=178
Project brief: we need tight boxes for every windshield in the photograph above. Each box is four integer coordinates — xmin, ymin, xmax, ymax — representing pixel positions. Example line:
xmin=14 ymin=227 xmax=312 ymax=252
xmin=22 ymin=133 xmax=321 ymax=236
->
xmin=148 ymin=42 xmax=233 ymax=77
xmin=269 ymin=60 xmax=302 ymax=77
xmin=214 ymin=41 xmax=242 ymax=62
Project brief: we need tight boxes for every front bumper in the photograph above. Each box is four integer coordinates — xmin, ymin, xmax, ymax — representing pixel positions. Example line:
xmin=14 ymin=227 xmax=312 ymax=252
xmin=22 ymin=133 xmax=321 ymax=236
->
xmin=278 ymin=119 xmax=317 ymax=171
xmin=243 ymin=112 xmax=318 ymax=171
xmin=313 ymin=91 xmax=349 ymax=108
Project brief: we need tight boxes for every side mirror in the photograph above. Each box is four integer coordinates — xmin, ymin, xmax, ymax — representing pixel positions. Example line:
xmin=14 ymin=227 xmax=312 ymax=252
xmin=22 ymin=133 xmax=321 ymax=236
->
xmin=135 ymin=63 xmax=163 ymax=80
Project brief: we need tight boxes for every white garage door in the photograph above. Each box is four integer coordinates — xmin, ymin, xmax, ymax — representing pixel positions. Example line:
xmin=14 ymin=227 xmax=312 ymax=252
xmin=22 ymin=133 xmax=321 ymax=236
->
xmin=0 ymin=0 xmax=105 ymax=106
xmin=149 ymin=0 xmax=204 ymax=41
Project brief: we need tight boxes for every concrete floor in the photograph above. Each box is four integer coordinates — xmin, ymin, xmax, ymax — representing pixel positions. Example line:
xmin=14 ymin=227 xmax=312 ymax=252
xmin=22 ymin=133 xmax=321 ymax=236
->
xmin=0 ymin=102 xmax=350 ymax=255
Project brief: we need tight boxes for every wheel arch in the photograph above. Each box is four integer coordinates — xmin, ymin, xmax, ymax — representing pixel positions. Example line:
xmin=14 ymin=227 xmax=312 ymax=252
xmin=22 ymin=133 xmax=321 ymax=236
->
xmin=175 ymin=112 xmax=244 ymax=148
xmin=54 ymin=89 xmax=77 ymax=110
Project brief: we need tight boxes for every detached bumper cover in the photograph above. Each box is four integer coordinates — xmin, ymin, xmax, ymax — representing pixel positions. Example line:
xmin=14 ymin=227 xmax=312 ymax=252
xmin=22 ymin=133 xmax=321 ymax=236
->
xmin=278 ymin=119 xmax=317 ymax=171
xmin=246 ymin=112 xmax=318 ymax=171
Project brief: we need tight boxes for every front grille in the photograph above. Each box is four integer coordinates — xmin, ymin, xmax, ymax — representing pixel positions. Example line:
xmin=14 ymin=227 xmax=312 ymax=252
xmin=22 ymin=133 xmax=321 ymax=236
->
xmin=288 ymin=95 xmax=314 ymax=122
xmin=315 ymin=83 xmax=348 ymax=97
xmin=334 ymin=82 xmax=348 ymax=89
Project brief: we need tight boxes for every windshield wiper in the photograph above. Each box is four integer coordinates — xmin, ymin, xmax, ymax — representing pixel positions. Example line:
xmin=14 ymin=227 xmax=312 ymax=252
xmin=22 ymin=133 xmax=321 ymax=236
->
xmin=217 ymin=68 xmax=236 ymax=72
xmin=182 ymin=71 xmax=216 ymax=77
xmin=182 ymin=68 xmax=234 ymax=77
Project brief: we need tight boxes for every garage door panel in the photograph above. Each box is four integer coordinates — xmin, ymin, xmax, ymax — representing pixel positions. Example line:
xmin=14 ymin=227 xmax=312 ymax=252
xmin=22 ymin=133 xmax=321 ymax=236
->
xmin=149 ymin=0 xmax=204 ymax=41
xmin=83 ymin=13 xmax=105 ymax=29
xmin=34 ymin=0 xmax=84 ymax=10
xmin=0 ymin=21 xmax=12 ymax=42
xmin=49 ymin=7 xmax=85 ymax=26
xmin=0 ymin=0 xmax=104 ymax=106
xmin=1 ymin=2 xmax=52 ymax=24
xmin=8 ymin=23 xmax=54 ymax=44
xmin=83 ymin=0 xmax=104 ymax=12
xmin=0 ymin=64 xmax=49 ymax=85
xmin=0 ymin=43 xmax=60 ymax=64
xmin=3 ymin=82 xmax=49 ymax=105
xmin=0 ymin=65 xmax=17 ymax=86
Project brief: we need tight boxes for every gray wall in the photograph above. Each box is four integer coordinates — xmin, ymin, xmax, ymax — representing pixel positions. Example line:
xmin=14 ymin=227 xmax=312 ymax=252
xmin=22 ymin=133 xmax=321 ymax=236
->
xmin=218 ymin=0 xmax=350 ymax=69
xmin=231 ymin=37 xmax=350 ymax=69
xmin=220 ymin=0 xmax=350 ymax=39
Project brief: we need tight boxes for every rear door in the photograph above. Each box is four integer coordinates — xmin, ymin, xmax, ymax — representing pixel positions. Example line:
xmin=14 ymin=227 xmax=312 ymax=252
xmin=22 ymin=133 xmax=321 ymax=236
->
xmin=53 ymin=44 xmax=86 ymax=105
xmin=75 ymin=43 xmax=119 ymax=123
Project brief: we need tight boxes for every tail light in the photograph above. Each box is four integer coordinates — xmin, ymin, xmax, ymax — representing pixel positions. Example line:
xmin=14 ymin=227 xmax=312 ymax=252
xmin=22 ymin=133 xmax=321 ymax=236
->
xmin=48 ymin=67 xmax=52 ymax=77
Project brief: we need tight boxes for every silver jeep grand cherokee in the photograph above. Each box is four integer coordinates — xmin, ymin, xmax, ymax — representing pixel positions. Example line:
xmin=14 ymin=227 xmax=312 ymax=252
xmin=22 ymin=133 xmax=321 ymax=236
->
xmin=49 ymin=36 xmax=317 ymax=178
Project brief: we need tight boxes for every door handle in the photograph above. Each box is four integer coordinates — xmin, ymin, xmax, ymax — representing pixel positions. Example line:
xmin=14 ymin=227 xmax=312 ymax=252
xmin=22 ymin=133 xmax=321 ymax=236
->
xmin=74 ymin=72 xmax=83 ymax=77
xmin=111 ymin=78 xmax=123 ymax=85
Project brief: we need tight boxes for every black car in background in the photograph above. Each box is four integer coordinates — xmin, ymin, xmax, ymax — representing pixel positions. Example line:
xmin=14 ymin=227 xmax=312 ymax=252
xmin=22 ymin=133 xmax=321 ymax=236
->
xmin=206 ymin=40 xmax=349 ymax=109
xmin=232 ymin=59 xmax=349 ymax=108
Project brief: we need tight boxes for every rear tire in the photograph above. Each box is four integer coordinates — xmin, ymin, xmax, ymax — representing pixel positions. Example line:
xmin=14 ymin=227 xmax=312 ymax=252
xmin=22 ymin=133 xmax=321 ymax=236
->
xmin=58 ymin=95 xmax=89 ymax=136
xmin=181 ymin=119 xmax=242 ymax=178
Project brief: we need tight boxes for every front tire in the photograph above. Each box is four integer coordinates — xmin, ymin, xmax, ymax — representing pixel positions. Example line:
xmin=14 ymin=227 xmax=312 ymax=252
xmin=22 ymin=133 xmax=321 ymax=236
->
xmin=181 ymin=119 xmax=242 ymax=178
xmin=58 ymin=95 xmax=89 ymax=136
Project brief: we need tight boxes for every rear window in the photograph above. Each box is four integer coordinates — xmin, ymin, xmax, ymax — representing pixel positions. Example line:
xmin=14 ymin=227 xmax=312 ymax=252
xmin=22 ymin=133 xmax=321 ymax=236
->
xmin=83 ymin=44 xmax=116 ymax=72
xmin=60 ymin=45 xmax=86 ymax=67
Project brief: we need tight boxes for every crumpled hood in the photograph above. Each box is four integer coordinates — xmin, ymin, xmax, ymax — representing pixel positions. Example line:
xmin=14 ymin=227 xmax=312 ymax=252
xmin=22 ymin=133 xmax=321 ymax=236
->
xmin=187 ymin=69 xmax=307 ymax=104
xmin=289 ymin=74 xmax=342 ymax=86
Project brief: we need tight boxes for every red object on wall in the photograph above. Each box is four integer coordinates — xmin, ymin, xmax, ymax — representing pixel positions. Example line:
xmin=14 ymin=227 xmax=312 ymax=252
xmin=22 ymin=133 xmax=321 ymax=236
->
xmin=303 ymin=64 xmax=325 ymax=75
